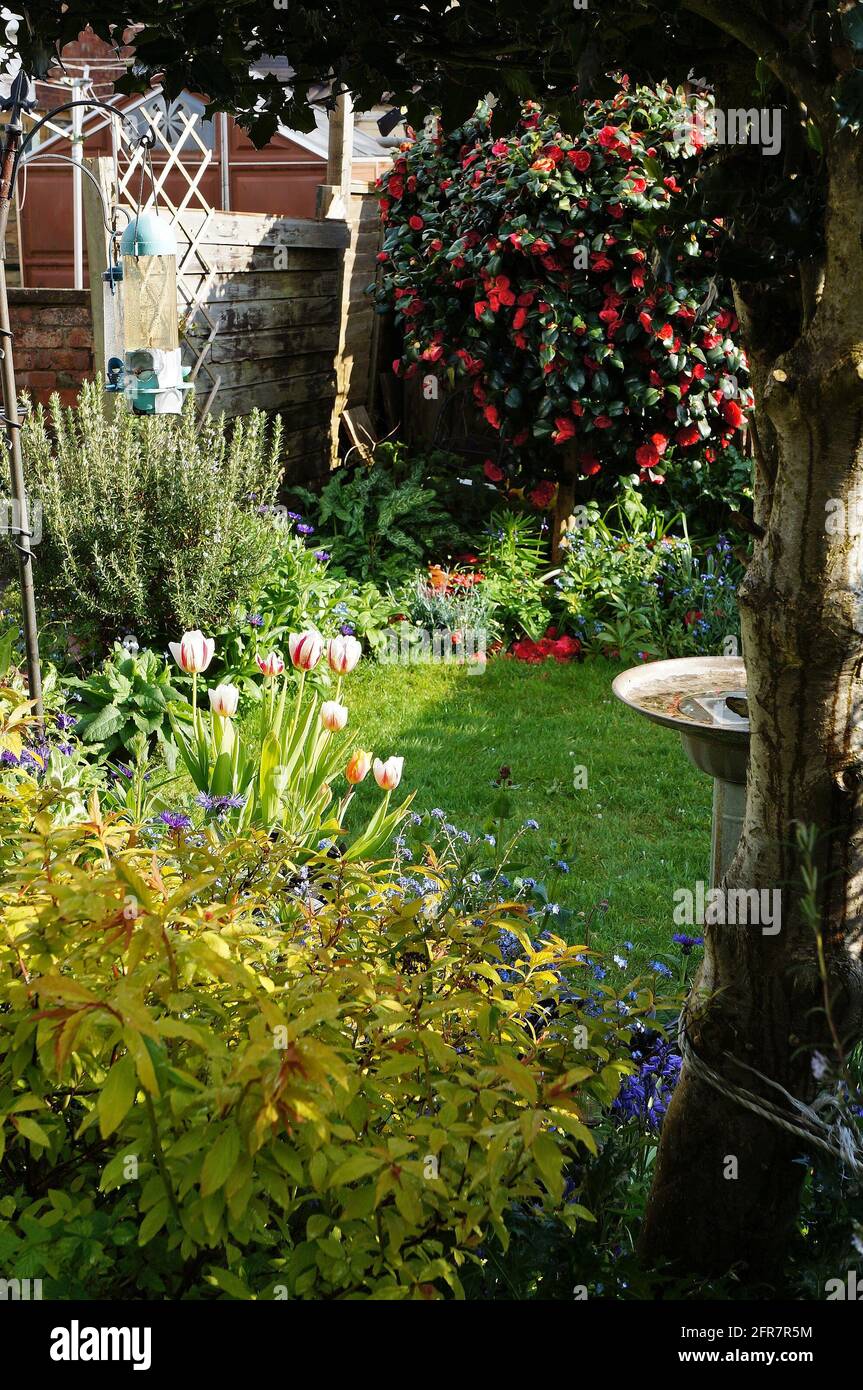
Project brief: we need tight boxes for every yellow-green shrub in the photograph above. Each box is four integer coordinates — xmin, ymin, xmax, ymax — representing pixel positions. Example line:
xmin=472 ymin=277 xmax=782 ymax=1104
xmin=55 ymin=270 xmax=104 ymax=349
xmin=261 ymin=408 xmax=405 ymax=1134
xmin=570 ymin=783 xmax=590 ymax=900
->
xmin=0 ymin=785 xmax=651 ymax=1299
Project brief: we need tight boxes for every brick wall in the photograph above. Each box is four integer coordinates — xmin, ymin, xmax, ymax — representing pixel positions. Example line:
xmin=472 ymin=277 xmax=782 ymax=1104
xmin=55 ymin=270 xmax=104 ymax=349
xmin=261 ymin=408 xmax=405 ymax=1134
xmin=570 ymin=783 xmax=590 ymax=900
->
xmin=7 ymin=289 xmax=94 ymax=407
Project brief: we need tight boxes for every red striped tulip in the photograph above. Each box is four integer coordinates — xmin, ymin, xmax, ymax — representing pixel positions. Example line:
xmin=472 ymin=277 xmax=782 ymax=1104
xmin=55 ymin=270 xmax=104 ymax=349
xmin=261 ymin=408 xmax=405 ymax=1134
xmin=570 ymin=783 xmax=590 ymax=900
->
xmin=327 ymin=635 xmax=362 ymax=674
xmin=373 ymin=755 xmax=404 ymax=791
xmin=288 ymin=631 xmax=323 ymax=671
xmin=169 ymin=630 xmax=214 ymax=674
xmin=345 ymin=749 xmax=372 ymax=784
xmin=208 ymin=683 xmax=239 ymax=718
xmin=256 ymin=651 xmax=285 ymax=678
xmin=321 ymin=700 xmax=348 ymax=732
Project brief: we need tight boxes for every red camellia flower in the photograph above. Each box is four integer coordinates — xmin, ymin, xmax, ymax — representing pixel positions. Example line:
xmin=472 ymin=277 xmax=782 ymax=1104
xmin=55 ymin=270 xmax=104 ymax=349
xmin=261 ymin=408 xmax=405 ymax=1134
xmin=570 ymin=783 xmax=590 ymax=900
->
xmin=579 ymin=451 xmax=601 ymax=476
xmin=408 ymin=214 xmax=424 ymax=231
xmin=636 ymin=442 xmax=660 ymax=471
xmin=483 ymin=459 xmax=505 ymax=482
xmin=529 ymin=480 xmax=557 ymax=509
xmin=676 ymin=425 xmax=702 ymax=447
xmin=721 ymin=397 xmax=744 ymax=428
xmin=491 ymin=139 xmax=509 ymax=155
xmin=483 ymin=403 xmax=501 ymax=430
xmin=570 ymin=149 xmax=591 ymax=172
xmin=552 ymin=415 xmax=577 ymax=444
xmin=593 ymin=415 xmax=613 ymax=429
xmin=597 ymin=124 xmax=626 ymax=151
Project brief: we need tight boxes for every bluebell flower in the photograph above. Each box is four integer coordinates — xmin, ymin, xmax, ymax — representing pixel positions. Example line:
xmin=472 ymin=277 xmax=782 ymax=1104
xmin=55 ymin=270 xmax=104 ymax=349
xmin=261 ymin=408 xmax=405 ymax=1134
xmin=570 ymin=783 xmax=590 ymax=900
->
xmin=650 ymin=960 xmax=673 ymax=978
xmin=555 ymin=860 xmax=569 ymax=873
xmin=523 ymin=818 xmax=539 ymax=831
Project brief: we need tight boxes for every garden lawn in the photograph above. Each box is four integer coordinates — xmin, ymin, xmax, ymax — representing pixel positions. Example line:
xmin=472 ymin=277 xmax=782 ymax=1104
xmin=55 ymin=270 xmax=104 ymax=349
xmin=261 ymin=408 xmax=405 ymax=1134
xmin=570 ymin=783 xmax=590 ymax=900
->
xmin=345 ymin=656 xmax=712 ymax=958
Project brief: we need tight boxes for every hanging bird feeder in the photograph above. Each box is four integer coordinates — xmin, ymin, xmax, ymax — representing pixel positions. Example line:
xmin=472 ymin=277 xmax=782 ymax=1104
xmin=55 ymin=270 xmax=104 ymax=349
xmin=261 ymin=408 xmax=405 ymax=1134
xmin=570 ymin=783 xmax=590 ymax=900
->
xmin=104 ymin=209 xmax=192 ymax=414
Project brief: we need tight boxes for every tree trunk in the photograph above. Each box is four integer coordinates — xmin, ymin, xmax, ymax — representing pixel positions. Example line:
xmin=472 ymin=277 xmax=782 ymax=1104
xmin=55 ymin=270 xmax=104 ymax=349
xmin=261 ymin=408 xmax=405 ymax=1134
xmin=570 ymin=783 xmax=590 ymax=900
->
xmin=640 ymin=130 xmax=863 ymax=1279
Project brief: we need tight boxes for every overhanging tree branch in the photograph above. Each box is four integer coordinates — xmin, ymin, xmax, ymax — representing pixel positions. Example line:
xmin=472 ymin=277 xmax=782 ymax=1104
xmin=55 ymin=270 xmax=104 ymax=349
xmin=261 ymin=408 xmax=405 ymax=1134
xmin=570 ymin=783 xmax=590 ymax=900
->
xmin=682 ymin=0 xmax=832 ymax=123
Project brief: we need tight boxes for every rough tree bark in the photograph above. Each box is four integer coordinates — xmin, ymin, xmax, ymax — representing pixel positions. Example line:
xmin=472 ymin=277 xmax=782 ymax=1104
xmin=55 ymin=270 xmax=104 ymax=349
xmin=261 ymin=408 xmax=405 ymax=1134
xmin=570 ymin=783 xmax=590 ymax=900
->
xmin=640 ymin=128 xmax=863 ymax=1279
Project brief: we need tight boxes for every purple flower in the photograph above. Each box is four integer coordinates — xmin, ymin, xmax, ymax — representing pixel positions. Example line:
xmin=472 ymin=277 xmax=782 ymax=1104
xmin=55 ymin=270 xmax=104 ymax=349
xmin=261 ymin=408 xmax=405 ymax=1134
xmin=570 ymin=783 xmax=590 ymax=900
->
xmin=246 ymin=613 xmax=264 ymax=628
xmin=672 ymin=932 xmax=704 ymax=956
xmin=612 ymin=1035 xmax=682 ymax=1131
xmin=314 ymin=550 xmax=330 ymax=563
xmin=195 ymin=792 xmax=246 ymax=816
xmin=339 ymin=623 xmax=355 ymax=636
xmin=297 ymin=523 xmax=315 ymax=537
xmin=55 ymin=712 xmax=76 ymax=731
xmin=158 ymin=811 xmax=192 ymax=831
xmin=0 ymin=749 xmax=19 ymax=766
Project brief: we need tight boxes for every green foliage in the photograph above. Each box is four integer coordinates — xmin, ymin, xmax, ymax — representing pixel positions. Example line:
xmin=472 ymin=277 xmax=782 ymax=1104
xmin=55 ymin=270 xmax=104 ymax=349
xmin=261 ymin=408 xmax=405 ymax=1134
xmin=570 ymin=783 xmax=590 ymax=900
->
xmin=0 ymin=788 xmax=646 ymax=1300
xmin=64 ymin=644 xmax=189 ymax=767
xmin=647 ymin=444 xmax=754 ymax=541
xmin=4 ymin=382 xmax=284 ymax=650
xmin=554 ymin=490 xmax=741 ymax=660
xmin=480 ymin=510 xmax=554 ymax=640
xmin=292 ymin=443 xmax=471 ymax=584
xmin=211 ymin=529 xmax=397 ymax=693
xmin=402 ymin=569 xmax=501 ymax=654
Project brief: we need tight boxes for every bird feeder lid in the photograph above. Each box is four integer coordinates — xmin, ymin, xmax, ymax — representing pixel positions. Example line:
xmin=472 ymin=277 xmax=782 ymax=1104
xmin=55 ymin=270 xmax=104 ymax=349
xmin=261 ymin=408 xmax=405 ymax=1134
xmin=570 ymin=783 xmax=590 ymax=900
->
xmin=120 ymin=210 xmax=177 ymax=258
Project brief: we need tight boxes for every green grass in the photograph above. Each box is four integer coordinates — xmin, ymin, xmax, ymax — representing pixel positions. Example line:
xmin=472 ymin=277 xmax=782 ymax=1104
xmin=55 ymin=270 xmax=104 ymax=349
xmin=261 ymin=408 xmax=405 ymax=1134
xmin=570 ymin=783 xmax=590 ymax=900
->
xmin=343 ymin=656 xmax=712 ymax=956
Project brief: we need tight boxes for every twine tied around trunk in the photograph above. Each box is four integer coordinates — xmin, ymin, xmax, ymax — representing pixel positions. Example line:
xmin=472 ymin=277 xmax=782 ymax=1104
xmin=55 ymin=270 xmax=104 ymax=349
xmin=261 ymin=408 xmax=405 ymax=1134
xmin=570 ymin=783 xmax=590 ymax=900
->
xmin=677 ymin=1014 xmax=863 ymax=1175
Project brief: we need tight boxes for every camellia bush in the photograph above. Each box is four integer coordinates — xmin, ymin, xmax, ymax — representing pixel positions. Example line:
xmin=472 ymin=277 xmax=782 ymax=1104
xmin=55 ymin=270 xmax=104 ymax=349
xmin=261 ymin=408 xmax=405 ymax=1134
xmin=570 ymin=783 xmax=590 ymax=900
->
xmin=0 ymin=777 xmax=650 ymax=1301
xmin=374 ymin=79 xmax=752 ymax=490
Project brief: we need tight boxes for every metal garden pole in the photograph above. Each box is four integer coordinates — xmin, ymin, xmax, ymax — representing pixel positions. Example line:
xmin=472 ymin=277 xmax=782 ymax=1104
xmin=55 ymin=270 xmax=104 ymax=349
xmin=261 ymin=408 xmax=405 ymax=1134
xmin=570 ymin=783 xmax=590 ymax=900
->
xmin=0 ymin=84 xmax=43 ymax=722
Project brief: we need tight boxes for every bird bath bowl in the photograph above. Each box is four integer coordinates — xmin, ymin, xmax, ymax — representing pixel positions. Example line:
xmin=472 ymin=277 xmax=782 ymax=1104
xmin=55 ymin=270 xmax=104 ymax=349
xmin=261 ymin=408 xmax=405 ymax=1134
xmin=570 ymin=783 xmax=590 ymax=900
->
xmin=612 ymin=656 xmax=750 ymax=886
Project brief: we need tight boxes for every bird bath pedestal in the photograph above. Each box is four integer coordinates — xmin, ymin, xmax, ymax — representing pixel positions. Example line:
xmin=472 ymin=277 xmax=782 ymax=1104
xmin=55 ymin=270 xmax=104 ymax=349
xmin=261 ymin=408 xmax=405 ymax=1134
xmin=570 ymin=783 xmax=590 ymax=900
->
xmin=612 ymin=656 xmax=750 ymax=887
